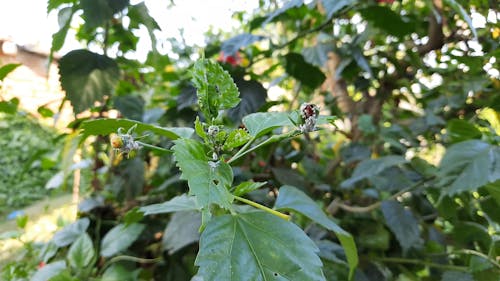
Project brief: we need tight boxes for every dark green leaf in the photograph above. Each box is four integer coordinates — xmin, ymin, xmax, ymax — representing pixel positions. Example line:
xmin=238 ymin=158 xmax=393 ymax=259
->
xmin=100 ymin=223 xmax=145 ymax=257
xmin=59 ymin=50 xmax=120 ymax=113
xmin=441 ymin=270 xmax=474 ymax=281
xmin=242 ymin=112 xmax=293 ymax=137
xmin=221 ymin=33 xmax=266 ymax=55
xmin=31 ymin=261 xmax=66 ymax=281
xmin=262 ymin=0 xmax=304 ymax=25
xmin=0 ymin=63 xmax=21 ymax=81
xmin=233 ymin=181 xmax=267 ymax=197
xmin=0 ymin=99 xmax=19 ymax=114
xmin=359 ymin=6 xmax=415 ymax=39
xmin=101 ymin=264 xmax=139 ymax=281
xmin=53 ymin=218 xmax=90 ymax=247
xmin=381 ymin=201 xmax=422 ymax=252
xmin=190 ymin=59 xmax=240 ymax=121
xmin=446 ymin=119 xmax=482 ymax=143
xmin=80 ymin=118 xmax=194 ymax=139
xmin=351 ymin=47 xmax=373 ymax=77
xmin=223 ymin=128 xmax=251 ymax=150
xmin=172 ymin=139 xmax=234 ymax=211
xmin=140 ymin=194 xmax=200 ymax=215
xmin=163 ymin=211 xmax=201 ymax=254
xmin=81 ymin=0 xmax=129 ymax=29
xmin=341 ymin=156 xmax=407 ymax=188
xmin=114 ymin=95 xmax=145 ymax=121
xmin=47 ymin=0 xmax=76 ymax=13
xmin=51 ymin=6 xmax=74 ymax=53
xmin=275 ymin=185 xmax=358 ymax=278
xmin=67 ymin=233 xmax=95 ymax=269
xmin=195 ymin=211 xmax=326 ymax=281
xmin=128 ymin=2 xmax=160 ymax=48
xmin=227 ymin=78 xmax=267 ymax=123
xmin=284 ymin=53 xmax=326 ymax=89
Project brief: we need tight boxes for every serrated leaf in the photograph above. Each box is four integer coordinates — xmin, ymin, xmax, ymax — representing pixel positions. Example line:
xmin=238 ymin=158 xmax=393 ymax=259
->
xmin=80 ymin=118 xmax=193 ymax=140
xmin=242 ymin=112 xmax=293 ymax=137
xmin=173 ymin=139 xmax=234 ymax=211
xmin=31 ymin=261 xmax=66 ymax=281
xmin=381 ymin=201 xmax=422 ymax=253
xmin=59 ymin=49 xmax=120 ymax=113
xmin=341 ymin=155 xmax=407 ymax=188
xmin=100 ymin=223 xmax=145 ymax=257
xmin=233 ymin=181 xmax=267 ymax=196
xmin=68 ymin=233 xmax=95 ymax=269
xmin=190 ymin=59 xmax=240 ymax=121
xmin=163 ymin=211 xmax=201 ymax=254
xmin=438 ymin=140 xmax=500 ymax=195
xmin=221 ymin=33 xmax=266 ymax=55
xmin=284 ymin=53 xmax=326 ymax=89
xmin=195 ymin=211 xmax=326 ymax=281
xmin=0 ymin=63 xmax=21 ymax=81
xmin=441 ymin=270 xmax=474 ymax=281
xmin=275 ymin=185 xmax=358 ymax=279
xmin=140 ymin=194 xmax=200 ymax=215
xmin=223 ymin=128 xmax=251 ymax=150
xmin=53 ymin=218 xmax=90 ymax=247
xmin=443 ymin=0 xmax=477 ymax=39
xmin=359 ymin=6 xmax=415 ymax=39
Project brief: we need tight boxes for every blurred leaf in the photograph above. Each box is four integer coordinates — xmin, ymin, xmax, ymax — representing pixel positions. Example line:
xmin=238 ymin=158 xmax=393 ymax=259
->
xmin=284 ymin=53 xmax=326 ymax=89
xmin=221 ymin=33 xmax=266 ymax=55
xmin=100 ymin=223 xmax=145 ymax=257
xmin=31 ymin=261 xmax=66 ymax=281
xmin=140 ymin=194 xmax=200 ymax=215
xmin=262 ymin=0 xmax=304 ymax=25
xmin=322 ymin=0 xmax=353 ymax=18
xmin=123 ymin=207 xmax=144 ymax=226
xmin=114 ymin=95 xmax=145 ymax=121
xmin=302 ymin=35 xmax=335 ymax=67
xmin=195 ymin=211 xmax=326 ymax=281
xmin=441 ymin=270 xmax=474 ymax=281
xmin=51 ymin=6 xmax=75 ymax=54
xmin=275 ymin=185 xmax=358 ymax=278
xmin=242 ymin=112 xmax=293 ymax=137
xmin=59 ymin=49 xmax=120 ymax=113
xmin=359 ymin=6 xmax=415 ymax=38
xmin=381 ymin=201 xmax=422 ymax=253
xmin=68 ymin=233 xmax=95 ymax=269
xmin=81 ymin=0 xmax=129 ymax=29
xmin=357 ymin=114 xmax=376 ymax=134
xmin=80 ymin=118 xmax=194 ymax=139
xmin=163 ymin=211 xmax=201 ymax=254
xmin=341 ymin=156 xmax=407 ymax=188
xmin=172 ymin=139 xmax=234 ymax=211
xmin=101 ymin=264 xmax=139 ymax=281
xmin=16 ymin=214 xmax=28 ymax=229
xmin=0 ymin=98 xmax=19 ymax=114
xmin=351 ymin=47 xmax=373 ymax=77
xmin=38 ymin=106 xmax=55 ymax=118
xmin=53 ymin=218 xmax=90 ymax=247
xmin=128 ymin=2 xmax=160 ymax=48
xmin=177 ymin=85 xmax=198 ymax=111
xmin=443 ymin=0 xmax=477 ymax=39
xmin=0 ymin=63 xmax=21 ymax=81
xmin=233 ymin=181 xmax=267 ymax=196
xmin=227 ymin=79 xmax=267 ymax=123
xmin=446 ymin=119 xmax=482 ymax=143
xmin=190 ymin=59 xmax=240 ymax=121
xmin=272 ymin=167 xmax=308 ymax=190
xmin=47 ymin=0 xmax=76 ymax=13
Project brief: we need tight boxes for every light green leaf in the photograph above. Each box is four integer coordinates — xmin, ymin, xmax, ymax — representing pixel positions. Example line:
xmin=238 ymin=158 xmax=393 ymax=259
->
xmin=59 ymin=49 xmax=120 ymax=113
xmin=100 ymin=223 xmax=145 ymax=257
xmin=190 ymin=59 xmax=240 ymax=121
xmin=163 ymin=211 xmax=201 ymax=254
xmin=172 ymin=139 xmax=234 ymax=211
xmin=233 ymin=181 xmax=267 ymax=196
xmin=80 ymin=118 xmax=194 ymax=140
xmin=0 ymin=63 xmax=21 ymax=81
xmin=68 ymin=233 xmax=95 ymax=269
xmin=242 ymin=112 xmax=293 ymax=137
xmin=443 ymin=0 xmax=477 ymax=39
xmin=31 ymin=261 xmax=66 ymax=281
xmin=381 ymin=201 xmax=422 ymax=253
xmin=446 ymin=119 xmax=482 ymax=143
xmin=438 ymin=140 xmax=500 ymax=195
xmin=53 ymin=218 xmax=90 ymax=247
xmin=140 ymin=194 xmax=200 ymax=215
xmin=223 ymin=128 xmax=252 ymax=150
xmin=195 ymin=211 xmax=326 ymax=281
xmin=341 ymin=156 xmax=407 ymax=188
xmin=275 ymin=185 xmax=358 ymax=279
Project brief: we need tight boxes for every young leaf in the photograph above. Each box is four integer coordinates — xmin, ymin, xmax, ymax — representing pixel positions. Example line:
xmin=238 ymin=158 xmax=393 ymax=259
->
xmin=172 ymin=139 xmax=234 ymax=211
xmin=381 ymin=201 xmax=422 ymax=253
xmin=190 ymin=59 xmax=240 ymax=121
xmin=140 ymin=194 xmax=200 ymax=215
xmin=223 ymin=128 xmax=252 ymax=150
xmin=0 ymin=63 xmax=21 ymax=81
xmin=59 ymin=49 xmax=120 ymax=113
xmin=195 ymin=211 xmax=326 ymax=281
xmin=68 ymin=233 xmax=95 ymax=269
xmin=53 ymin=218 xmax=90 ymax=247
xmin=100 ymin=223 xmax=145 ymax=257
xmin=275 ymin=185 xmax=358 ymax=279
xmin=242 ymin=112 xmax=294 ymax=137
xmin=340 ymin=156 xmax=407 ymax=188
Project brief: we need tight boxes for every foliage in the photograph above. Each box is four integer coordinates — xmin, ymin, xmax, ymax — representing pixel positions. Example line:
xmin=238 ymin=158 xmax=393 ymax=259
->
xmin=2 ymin=0 xmax=500 ymax=280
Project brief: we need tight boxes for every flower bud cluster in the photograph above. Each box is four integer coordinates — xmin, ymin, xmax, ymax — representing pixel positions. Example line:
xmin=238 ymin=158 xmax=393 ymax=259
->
xmin=111 ymin=126 xmax=141 ymax=158
xmin=298 ymin=103 xmax=319 ymax=133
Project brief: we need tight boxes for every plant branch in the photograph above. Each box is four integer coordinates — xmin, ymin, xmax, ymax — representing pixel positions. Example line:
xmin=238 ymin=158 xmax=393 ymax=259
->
xmin=234 ymin=195 xmax=290 ymax=221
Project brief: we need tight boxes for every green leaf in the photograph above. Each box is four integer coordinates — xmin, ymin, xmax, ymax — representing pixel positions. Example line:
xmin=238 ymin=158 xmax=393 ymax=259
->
xmin=16 ymin=214 xmax=28 ymax=229
xmin=0 ymin=63 xmax=21 ymax=81
xmin=67 ymin=233 xmax=95 ymax=269
xmin=47 ymin=0 xmax=76 ymax=13
xmin=233 ymin=181 xmax=267 ymax=197
xmin=284 ymin=53 xmax=326 ymax=89
xmin=446 ymin=119 xmax=482 ymax=143
xmin=100 ymin=223 xmax=145 ymax=257
xmin=31 ymin=261 xmax=66 ymax=281
xmin=190 ymin=59 xmax=240 ymax=121
xmin=51 ymin=6 xmax=75 ymax=54
xmin=381 ymin=201 xmax=422 ymax=253
xmin=59 ymin=49 xmax=120 ymax=113
xmin=163 ymin=211 xmax=201 ymax=254
xmin=227 ymin=78 xmax=268 ymax=123
xmin=81 ymin=0 xmax=129 ymax=29
xmin=101 ymin=264 xmax=139 ymax=281
xmin=195 ymin=211 xmax=326 ymax=281
xmin=242 ymin=112 xmax=293 ymax=137
xmin=262 ymin=0 xmax=304 ymax=25
xmin=114 ymin=95 xmax=144 ymax=121
xmin=53 ymin=218 xmax=90 ymax=247
xmin=351 ymin=47 xmax=373 ymax=78
xmin=128 ymin=2 xmax=161 ymax=48
xmin=223 ymin=128 xmax=252 ymax=150
xmin=0 ymin=98 xmax=19 ymax=114
xmin=221 ymin=33 xmax=266 ymax=55
xmin=341 ymin=156 xmax=407 ymax=188
xmin=359 ymin=6 xmax=415 ymax=39
xmin=123 ymin=207 xmax=144 ymax=226
xmin=275 ymin=185 xmax=358 ymax=279
xmin=441 ymin=270 xmax=474 ymax=281
xmin=80 ymin=118 xmax=194 ymax=140
xmin=302 ymin=35 xmax=335 ymax=67
xmin=443 ymin=0 xmax=477 ymax=39
xmin=172 ymin=139 xmax=234 ymax=211
xmin=140 ymin=194 xmax=200 ymax=215
xmin=322 ymin=0 xmax=353 ymax=18
xmin=438 ymin=140 xmax=500 ymax=195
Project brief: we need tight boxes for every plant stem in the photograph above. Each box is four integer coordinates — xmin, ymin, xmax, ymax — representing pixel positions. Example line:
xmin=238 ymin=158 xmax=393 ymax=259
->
xmin=136 ymin=141 xmax=172 ymax=154
xmin=234 ymin=195 xmax=290 ymax=221
xmin=373 ymin=257 xmax=469 ymax=272
xmin=227 ymin=136 xmax=256 ymax=164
